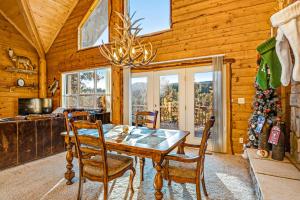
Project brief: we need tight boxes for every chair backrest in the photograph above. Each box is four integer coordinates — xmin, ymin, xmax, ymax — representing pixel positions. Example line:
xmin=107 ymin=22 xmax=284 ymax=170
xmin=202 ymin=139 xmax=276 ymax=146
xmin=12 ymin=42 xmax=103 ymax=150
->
xmin=71 ymin=120 xmax=108 ymax=179
xmin=64 ymin=111 xmax=90 ymax=136
xmin=197 ymin=116 xmax=215 ymax=175
xmin=135 ymin=111 xmax=158 ymax=129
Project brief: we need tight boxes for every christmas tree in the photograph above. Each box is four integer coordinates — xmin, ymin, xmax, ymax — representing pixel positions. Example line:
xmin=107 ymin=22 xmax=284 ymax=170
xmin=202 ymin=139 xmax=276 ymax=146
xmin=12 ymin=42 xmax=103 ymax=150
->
xmin=247 ymin=74 xmax=282 ymax=148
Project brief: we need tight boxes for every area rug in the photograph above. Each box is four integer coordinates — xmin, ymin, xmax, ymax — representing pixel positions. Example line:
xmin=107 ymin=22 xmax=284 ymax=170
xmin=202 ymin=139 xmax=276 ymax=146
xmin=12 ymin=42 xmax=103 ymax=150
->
xmin=0 ymin=149 xmax=255 ymax=200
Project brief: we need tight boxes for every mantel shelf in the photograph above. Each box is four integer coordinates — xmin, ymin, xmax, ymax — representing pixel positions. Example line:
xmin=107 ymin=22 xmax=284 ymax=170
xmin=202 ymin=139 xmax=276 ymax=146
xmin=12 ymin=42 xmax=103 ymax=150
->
xmin=0 ymin=85 xmax=38 ymax=92
xmin=3 ymin=66 xmax=37 ymax=75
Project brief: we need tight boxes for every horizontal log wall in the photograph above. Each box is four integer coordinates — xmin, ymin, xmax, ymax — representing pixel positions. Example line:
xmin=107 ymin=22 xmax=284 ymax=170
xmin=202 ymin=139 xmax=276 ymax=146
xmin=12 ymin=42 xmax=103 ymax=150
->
xmin=46 ymin=0 xmax=277 ymax=153
xmin=0 ymin=15 xmax=39 ymax=117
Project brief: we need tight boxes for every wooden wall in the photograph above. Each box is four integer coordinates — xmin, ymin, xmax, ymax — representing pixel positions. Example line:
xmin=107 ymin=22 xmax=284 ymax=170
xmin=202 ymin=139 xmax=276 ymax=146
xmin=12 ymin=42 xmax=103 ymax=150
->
xmin=46 ymin=0 xmax=278 ymax=153
xmin=0 ymin=15 xmax=39 ymax=117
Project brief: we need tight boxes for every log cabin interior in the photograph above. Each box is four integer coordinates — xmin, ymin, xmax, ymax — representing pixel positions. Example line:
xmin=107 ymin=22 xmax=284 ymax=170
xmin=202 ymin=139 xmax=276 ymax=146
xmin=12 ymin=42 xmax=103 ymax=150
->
xmin=0 ymin=0 xmax=300 ymax=199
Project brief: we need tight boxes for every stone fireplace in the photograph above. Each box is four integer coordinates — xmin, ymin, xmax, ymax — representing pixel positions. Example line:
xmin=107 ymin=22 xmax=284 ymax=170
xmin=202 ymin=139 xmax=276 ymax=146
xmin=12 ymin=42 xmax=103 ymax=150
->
xmin=290 ymin=81 xmax=300 ymax=163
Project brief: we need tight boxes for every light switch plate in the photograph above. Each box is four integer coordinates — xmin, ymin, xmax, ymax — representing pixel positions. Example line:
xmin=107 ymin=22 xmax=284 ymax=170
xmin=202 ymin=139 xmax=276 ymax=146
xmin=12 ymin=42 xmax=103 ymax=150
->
xmin=238 ymin=98 xmax=245 ymax=104
xmin=239 ymin=138 xmax=244 ymax=144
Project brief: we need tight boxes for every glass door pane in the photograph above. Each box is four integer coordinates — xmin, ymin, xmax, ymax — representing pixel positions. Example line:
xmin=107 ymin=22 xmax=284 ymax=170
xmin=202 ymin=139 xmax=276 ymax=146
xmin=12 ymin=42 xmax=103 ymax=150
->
xmin=186 ymin=66 xmax=213 ymax=148
xmin=194 ymin=72 xmax=213 ymax=137
xmin=159 ymin=75 xmax=179 ymax=129
xmin=131 ymin=77 xmax=148 ymax=123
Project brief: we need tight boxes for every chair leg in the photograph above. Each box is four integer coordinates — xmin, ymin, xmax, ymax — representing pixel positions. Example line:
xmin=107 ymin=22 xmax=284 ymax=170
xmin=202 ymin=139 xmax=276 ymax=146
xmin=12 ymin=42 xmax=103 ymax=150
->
xmin=103 ymin=182 xmax=108 ymax=200
xmin=77 ymin=175 xmax=83 ymax=200
xmin=168 ymin=179 xmax=171 ymax=186
xmin=129 ymin=166 xmax=136 ymax=193
xmin=196 ymin=181 xmax=201 ymax=200
xmin=201 ymin=176 xmax=208 ymax=196
xmin=134 ymin=156 xmax=137 ymax=165
xmin=139 ymin=157 xmax=145 ymax=182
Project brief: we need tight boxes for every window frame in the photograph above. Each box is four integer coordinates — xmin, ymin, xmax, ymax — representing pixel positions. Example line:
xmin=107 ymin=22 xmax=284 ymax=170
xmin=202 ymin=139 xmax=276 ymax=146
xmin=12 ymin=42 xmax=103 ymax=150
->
xmin=77 ymin=0 xmax=110 ymax=50
xmin=62 ymin=67 xmax=111 ymax=109
xmin=126 ymin=0 xmax=173 ymax=38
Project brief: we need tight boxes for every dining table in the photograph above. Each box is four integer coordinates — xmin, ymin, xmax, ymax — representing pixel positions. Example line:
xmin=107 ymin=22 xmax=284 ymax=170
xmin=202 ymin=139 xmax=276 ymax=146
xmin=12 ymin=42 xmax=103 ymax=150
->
xmin=61 ymin=124 xmax=190 ymax=200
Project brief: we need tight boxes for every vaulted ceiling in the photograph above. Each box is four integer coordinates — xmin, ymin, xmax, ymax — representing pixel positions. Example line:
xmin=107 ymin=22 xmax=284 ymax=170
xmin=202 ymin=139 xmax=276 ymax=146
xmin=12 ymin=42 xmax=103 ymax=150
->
xmin=0 ymin=0 xmax=78 ymax=57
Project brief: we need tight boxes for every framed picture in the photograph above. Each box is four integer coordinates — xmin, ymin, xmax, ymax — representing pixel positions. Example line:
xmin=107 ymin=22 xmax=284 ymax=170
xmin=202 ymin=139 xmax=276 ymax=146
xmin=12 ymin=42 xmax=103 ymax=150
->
xmin=255 ymin=115 xmax=265 ymax=134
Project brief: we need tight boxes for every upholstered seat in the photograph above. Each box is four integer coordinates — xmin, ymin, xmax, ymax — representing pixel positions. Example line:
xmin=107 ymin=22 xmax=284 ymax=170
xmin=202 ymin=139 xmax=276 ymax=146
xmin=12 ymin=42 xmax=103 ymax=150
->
xmin=162 ymin=153 xmax=198 ymax=179
xmin=83 ymin=153 xmax=133 ymax=177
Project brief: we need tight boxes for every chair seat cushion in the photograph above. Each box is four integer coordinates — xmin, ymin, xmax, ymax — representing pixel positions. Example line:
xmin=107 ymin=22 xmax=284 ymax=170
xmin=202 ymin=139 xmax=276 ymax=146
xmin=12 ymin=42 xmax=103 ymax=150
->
xmin=163 ymin=153 xmax=197 ymax=179
xmin=82 ymin=153 xmax=133 ymax=178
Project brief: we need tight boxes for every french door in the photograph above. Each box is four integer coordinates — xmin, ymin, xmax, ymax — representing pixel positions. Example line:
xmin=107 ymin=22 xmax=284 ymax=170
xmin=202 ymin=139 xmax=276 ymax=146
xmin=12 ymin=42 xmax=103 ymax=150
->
xmin=131 ymin=67 xmax=215 ymax=146
xmin=185 ymin=67 xmax=213 ymax=145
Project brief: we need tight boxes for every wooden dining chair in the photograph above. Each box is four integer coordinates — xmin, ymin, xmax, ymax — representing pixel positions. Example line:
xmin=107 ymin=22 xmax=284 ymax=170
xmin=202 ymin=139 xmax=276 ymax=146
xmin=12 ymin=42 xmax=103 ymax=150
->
xmin=72 ymin=120 xmax=136 ymax=200
xmin=135 ymin=111 xmax=158 ymax=129
xmin=64 ymin=111 xmax=90 ymax=158
xmin=134 ymin=110 xmax=158 ymax=182
xmin=162 ymin=116 xmax=215 ymax=200
xmin=64 ymin=111 xmax=90 ymax=136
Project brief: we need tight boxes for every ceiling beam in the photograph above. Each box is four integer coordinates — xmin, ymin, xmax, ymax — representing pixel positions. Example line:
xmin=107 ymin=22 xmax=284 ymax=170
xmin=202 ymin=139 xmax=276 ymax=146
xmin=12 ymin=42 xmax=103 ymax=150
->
xmin=0 ymin=9 xmax=36 ymax=49
xmin=17 ymin=0 xmax=45 ymax=58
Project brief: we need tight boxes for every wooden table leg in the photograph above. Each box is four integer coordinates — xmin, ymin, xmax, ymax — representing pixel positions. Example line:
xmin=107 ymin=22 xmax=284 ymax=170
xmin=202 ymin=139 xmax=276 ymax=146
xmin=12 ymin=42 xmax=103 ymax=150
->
xmin=139 ymin=157 xmax=145 ymax=182
xmin=154 ymin=157 xmax=163 ymax=200
xmin=64 ymin=137 xmax=75 ymax=185
xmin=177 ymin=138 xmax=186 ymax=154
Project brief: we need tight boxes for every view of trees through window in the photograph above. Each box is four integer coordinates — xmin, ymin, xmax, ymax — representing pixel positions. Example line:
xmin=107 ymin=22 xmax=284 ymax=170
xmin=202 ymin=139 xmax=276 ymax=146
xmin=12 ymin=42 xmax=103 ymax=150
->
xmin=131 ymin=72 xmax=213 ymax=133
xmin=131 ymin=77 xmax=147 ymax=122
xmin=62 ymin=68 xmax=111 ymax=110
xmin=194 ymin=72 xmax=213 ymax=137
xmin=159 ymin=75 xmax=179 ymax=129
xmin=79 ymin=0 xmax=109 ymax=49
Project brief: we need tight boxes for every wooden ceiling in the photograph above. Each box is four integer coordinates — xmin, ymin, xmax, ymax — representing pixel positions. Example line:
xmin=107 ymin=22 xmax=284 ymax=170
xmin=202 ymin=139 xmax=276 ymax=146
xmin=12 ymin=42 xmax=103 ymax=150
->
xmin=0 ymin=0 xmax=78 ymax=56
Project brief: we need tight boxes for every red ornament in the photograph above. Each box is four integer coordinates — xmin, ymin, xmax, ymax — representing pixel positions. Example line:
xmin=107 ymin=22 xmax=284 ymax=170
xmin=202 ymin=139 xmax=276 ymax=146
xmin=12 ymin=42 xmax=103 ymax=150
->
xmin=265 ymin=109 xmax=271 ymax=113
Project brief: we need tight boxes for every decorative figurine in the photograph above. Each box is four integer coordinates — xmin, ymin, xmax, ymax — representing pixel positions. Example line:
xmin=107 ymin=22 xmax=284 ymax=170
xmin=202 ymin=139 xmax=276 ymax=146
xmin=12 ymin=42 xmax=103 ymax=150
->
xmin=98 ymin=95 xmax=106 ymax=112
xmin=8 ymin=48 xmax=35 ymax=71
xmin=48 ymin=78 xmax=59 ymax=96
xmin=257 ymin=120 xmax=272 ymax=158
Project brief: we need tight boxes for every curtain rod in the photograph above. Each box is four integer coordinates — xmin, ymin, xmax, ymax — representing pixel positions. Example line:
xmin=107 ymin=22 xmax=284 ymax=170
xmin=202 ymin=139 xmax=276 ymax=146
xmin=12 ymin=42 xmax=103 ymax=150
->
xmin=132 ymin=55 xmax=235 ymax=71
xmin=147 ymin=54 xmax=226 ymax=66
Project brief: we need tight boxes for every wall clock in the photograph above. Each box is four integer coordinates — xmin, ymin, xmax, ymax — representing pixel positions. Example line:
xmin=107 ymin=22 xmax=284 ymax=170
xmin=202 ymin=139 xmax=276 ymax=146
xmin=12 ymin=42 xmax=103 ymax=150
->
xmin=17 ymin=78 xmax=25 ymax=87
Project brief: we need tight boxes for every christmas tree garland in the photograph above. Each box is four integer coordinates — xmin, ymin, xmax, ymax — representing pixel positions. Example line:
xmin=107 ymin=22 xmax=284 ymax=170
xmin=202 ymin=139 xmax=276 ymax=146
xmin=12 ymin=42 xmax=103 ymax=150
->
xmin=247 ymin=66 xmax=282 ymax=148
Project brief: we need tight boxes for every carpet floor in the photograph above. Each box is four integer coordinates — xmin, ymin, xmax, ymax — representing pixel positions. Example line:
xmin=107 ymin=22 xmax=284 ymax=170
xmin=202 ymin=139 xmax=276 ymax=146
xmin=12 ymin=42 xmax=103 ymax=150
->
xmin=0 ymin=150 xmax=255 ymax=200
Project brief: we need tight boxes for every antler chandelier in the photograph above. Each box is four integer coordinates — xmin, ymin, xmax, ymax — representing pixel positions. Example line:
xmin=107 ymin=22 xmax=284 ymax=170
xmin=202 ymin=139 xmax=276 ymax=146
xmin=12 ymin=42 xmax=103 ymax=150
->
xmin=99 ymin=12 xmax=156 ymax=68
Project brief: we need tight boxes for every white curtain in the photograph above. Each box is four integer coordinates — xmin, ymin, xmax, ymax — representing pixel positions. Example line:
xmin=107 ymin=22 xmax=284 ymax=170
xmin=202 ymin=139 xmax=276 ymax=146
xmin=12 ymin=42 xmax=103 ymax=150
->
xmin=212 ymin=56 xmax=225 ymax=152
xmin=123 ymin=67 xmax=132 ymax=125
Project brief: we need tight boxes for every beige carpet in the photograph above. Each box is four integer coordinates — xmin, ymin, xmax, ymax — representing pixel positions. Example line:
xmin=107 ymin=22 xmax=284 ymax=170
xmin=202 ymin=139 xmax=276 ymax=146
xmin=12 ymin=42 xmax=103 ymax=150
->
xmin=0 ymin=149 xmax=255 ymax=200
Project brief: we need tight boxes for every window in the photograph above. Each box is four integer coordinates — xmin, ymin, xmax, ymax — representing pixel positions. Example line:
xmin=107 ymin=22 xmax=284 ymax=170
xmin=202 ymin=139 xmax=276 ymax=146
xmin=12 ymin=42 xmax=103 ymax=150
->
xmin=78 ymin=0 xmax=109 ymax=49
xmin=62 ymin=68 xmax=111 ymax=110
xmin=128 ymin=0 xmax=171 ymax=35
